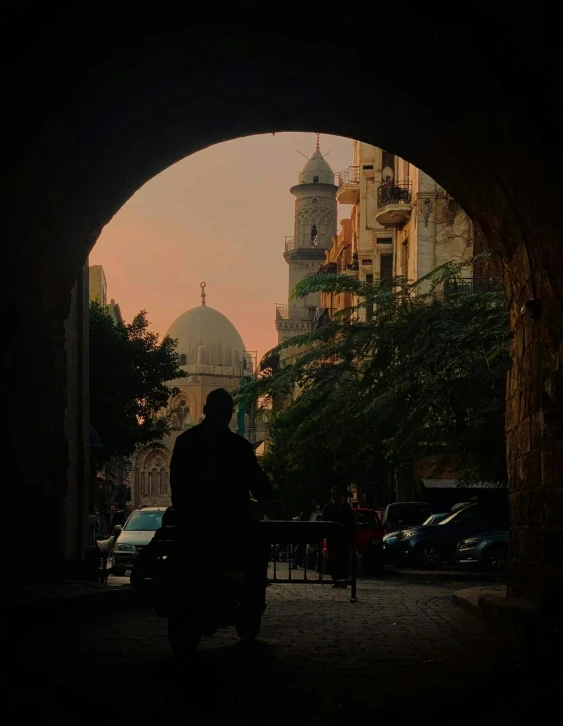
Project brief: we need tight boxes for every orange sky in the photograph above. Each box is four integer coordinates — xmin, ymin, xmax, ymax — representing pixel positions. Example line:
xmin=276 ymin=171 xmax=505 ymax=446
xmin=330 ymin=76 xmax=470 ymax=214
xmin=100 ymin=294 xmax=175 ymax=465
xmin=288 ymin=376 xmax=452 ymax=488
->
xmin=90 ymin=133 xmax=353 ymax=362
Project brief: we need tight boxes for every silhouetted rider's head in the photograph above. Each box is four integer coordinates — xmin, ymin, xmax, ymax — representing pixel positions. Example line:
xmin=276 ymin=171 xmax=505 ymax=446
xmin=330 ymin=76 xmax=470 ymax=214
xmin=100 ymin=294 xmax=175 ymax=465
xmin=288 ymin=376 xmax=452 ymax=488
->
xmin=203 ymin=388 xmax=234 ymax=427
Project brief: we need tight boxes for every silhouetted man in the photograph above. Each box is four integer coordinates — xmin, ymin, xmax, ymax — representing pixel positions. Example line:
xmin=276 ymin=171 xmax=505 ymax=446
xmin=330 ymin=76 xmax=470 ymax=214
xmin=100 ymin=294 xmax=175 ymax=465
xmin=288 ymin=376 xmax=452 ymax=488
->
xmin=170 ymin=388 xmax=273 ymax=601
xmin=322 ymin=487 xmax=355 ymax=588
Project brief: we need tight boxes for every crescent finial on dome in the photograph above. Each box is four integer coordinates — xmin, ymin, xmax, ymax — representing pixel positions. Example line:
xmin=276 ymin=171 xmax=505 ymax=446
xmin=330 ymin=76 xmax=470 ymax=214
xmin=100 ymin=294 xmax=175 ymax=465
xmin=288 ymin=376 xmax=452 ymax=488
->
xmin=200 ymin=281 xmax=206 ymax=306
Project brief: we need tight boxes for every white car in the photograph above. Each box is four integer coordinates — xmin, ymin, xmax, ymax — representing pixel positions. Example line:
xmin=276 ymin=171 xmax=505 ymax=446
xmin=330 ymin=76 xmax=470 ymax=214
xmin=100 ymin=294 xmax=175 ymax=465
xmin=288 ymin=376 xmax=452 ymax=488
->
xmin=112 ymin=507 xmax=166 ymax=575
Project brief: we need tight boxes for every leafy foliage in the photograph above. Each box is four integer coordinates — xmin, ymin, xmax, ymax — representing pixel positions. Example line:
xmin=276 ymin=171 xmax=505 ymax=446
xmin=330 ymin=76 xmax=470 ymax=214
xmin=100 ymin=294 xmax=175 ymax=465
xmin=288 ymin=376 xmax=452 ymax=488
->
xmin=238 ymin=261 xmax=511 ymax=506
xmin=89 ymin=302 xmax=186 ymax=457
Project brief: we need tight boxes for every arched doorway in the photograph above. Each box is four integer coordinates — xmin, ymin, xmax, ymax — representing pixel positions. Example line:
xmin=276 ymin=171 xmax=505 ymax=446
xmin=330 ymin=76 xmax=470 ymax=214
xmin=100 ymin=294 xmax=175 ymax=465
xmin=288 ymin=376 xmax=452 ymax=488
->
xmin=3 ymin=17 xmax=561 ymax=602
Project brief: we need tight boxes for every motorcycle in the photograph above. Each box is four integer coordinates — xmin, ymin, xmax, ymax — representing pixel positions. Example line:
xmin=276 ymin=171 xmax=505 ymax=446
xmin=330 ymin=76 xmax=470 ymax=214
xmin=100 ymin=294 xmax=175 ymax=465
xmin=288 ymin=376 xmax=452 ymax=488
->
xmin=132 ymin=506 xmax=269 ymax=660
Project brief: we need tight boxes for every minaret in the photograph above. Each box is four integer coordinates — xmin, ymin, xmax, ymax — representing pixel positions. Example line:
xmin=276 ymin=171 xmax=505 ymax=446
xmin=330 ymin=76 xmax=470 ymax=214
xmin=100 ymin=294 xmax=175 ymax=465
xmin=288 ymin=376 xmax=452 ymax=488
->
xmin=276 ymin=134 xmax=338 ymax=349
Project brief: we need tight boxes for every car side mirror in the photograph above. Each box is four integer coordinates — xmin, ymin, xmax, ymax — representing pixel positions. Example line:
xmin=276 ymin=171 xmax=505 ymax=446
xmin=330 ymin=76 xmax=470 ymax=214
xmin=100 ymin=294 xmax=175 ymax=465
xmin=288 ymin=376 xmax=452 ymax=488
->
xmin=113 ymin=525 xmax=123 ymax=538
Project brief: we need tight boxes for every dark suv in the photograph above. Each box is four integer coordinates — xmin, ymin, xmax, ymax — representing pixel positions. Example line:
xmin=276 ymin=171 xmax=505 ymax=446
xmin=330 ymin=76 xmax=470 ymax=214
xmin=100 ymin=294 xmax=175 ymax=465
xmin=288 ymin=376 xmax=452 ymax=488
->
xmin=394 ymin=503 xmax=508 ymax=568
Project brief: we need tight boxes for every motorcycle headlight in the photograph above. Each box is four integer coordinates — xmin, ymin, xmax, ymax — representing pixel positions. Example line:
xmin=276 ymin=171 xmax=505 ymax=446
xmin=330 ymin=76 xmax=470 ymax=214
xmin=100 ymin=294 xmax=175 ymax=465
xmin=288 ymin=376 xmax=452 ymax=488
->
xmin=116 ymin=543 xmax=136 ymax=552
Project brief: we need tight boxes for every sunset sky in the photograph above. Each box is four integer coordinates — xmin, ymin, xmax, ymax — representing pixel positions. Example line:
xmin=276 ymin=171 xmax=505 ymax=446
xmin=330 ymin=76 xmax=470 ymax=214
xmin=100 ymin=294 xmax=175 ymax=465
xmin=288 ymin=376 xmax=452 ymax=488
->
xmin=90 ymin=132 xmax=353 ymax=362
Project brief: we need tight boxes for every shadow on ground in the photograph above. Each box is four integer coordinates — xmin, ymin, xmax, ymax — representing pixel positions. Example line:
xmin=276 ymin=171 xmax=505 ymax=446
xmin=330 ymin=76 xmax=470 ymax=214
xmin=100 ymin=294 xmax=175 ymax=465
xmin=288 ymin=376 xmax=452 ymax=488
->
xmin=11 ymin=580 xmax=558 ymax=724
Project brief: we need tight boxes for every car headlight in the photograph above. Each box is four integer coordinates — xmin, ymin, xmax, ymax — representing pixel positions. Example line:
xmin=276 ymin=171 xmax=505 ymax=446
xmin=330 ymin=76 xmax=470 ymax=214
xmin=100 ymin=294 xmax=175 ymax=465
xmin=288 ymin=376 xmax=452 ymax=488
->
xmin=116 ymin=543 xmax=136 ymax=552
xmin=459 ymin=539 xmax=479 ymax=548
xmin=400 ymin=530 xmax=418 ymax=540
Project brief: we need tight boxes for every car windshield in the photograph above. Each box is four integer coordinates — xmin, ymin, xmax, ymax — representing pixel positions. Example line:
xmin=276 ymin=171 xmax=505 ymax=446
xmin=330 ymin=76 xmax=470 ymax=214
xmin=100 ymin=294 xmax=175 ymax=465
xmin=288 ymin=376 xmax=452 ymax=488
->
xmin=124 ymin=510 xmax=164 ymax=532
xmin=356 ymin=511 xmax=381 ymax=528
xmin=438 ymin=508 xmax=472 ymax=526
xmin=423 ymin=513 xmax=447 ymax=526
xmin=387 ymin=506 xmax=430 ymax=525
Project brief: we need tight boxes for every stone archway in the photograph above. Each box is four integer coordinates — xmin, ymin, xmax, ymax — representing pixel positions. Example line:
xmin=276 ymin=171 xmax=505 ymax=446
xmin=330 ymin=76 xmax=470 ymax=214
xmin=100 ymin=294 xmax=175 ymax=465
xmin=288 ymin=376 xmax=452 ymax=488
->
xmin=3 ymin=17 xmax=561 ymax=600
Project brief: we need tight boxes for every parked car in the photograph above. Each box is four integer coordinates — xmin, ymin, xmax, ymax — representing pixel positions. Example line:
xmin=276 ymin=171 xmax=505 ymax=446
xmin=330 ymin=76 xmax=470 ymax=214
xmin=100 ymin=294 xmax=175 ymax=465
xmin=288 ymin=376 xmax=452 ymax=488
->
xmin=382 ymin=512 xmax=449 ymax=565
xmin=394 ymin=503 xmax=508 ymax=569
xmin=456 ymin=530 xmax=508 ymax=572
xmin=381 ymin=502 xmax=432 ymax=534
xmin=112 ymin=506 xmax=166 ymax=575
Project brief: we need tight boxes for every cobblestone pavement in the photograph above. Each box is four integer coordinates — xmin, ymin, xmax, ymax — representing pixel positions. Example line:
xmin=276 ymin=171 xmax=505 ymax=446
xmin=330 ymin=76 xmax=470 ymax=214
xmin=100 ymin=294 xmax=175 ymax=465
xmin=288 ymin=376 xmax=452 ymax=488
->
xmin=13 ymin=577 xmax=541 ymax=725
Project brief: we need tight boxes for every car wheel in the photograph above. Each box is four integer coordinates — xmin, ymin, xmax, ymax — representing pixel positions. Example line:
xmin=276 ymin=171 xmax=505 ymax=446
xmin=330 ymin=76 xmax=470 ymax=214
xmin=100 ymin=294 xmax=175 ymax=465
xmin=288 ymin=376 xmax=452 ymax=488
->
xmin=416 ymin=545 xmax=441 ymax=569
xmin=130 ymin=568 xmax=141 ymax=587
xmin=483 ymin=545 xmax=507 ymax=573
xmin=168 ymin=616 xmax=201 ymax=661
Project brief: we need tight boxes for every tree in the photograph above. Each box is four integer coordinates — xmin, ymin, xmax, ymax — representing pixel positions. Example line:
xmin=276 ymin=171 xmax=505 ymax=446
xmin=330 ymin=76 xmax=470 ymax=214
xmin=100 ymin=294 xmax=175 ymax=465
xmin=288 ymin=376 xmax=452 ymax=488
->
xmin=238 ymin=260 xmax=511 ymax=507
xmin=89 ymin=302 xmax=187 ymax=457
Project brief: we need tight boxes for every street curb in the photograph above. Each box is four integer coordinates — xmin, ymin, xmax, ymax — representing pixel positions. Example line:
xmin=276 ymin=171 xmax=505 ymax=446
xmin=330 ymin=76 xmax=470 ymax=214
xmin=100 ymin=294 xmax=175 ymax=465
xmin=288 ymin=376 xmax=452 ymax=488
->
xmin=7 ymin=582 xmax=143 ymax=636
xmin=452 ymin=586 xmax=540 ymax=637
xmin=382 ymin=568 xmax=506 ymax=583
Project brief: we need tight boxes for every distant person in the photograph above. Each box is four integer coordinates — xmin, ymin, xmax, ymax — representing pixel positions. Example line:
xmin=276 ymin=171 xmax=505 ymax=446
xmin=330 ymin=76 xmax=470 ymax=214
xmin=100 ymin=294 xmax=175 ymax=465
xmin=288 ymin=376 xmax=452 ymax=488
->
xmin=322 ymin=487 xmax=355 ymax=588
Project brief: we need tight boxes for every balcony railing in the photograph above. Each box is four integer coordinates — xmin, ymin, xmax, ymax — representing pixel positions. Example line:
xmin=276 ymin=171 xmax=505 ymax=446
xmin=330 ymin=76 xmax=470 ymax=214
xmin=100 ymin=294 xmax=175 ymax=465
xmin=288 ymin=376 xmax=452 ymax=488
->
xmin=317 ymin=262 xmax=338 ymax=275
xmin=444 ymin=277 xmax=503 ymax=296
xmin=336 ymin=165 xmax=360 ymax=187
xmin=275 ymin=303 xmax=289 ymax=319
xmin=285 ymin=237 xmax=295 ymax=252
xmin=376 ymin=181 xmax=412 ymax=208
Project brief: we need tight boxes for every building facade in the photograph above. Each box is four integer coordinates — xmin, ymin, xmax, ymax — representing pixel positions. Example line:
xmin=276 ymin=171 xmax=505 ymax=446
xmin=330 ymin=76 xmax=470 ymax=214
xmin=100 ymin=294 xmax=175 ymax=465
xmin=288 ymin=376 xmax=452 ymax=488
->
xmin=332 ymin=141 xmax=500 ymax=320
xmin=131 ymin=284 xmax=264 ymax=509
xmin=322 ymin=140 xmax=501 ymax=503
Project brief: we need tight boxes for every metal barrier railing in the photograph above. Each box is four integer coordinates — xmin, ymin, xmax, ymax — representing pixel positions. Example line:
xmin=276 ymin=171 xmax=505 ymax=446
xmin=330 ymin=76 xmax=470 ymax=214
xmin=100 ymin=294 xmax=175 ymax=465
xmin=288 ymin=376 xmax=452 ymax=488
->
xmin=260 ymin=520 xmax=358 ymax=602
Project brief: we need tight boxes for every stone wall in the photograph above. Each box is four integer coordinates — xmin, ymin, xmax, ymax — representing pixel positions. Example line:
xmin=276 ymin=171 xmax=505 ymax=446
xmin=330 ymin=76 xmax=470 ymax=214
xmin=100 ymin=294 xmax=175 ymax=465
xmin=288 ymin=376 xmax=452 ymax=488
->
xmin=63 ymin=266 xmax=90 ymax=565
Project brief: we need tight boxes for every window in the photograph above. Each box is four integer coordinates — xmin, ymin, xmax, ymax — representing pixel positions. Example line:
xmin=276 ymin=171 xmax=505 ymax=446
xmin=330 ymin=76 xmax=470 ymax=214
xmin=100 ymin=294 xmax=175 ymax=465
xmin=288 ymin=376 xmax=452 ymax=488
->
xmin=366 ymin=274 xmax=374 ymax=321
xmin=149 ymin=469 xmax=159 ymax=495
xmin=140 ymin=472 xmax=146 ymax=496
xmin=361 ymin=259 xmax=371 ymax=266
xmin=401 ymin=238 xmax=409 ymax=278
xmin=381 ymin=150 xmax=395 ymax=172
xmin=176 ymin=399 xmax=191 ymax=428
xmin=313 ymin=175 xmax=319 ymax=183
xmin=362 ymin=164 xmax=374 ymax=170
xmin=160 ymin=470 xmax=169 ymax=495
xmin=380 ymin=254 xmax=393 ymax=280
xmin=378 ymin=237 xmax=392 ymax=245
xmin=311 ymin=224 xmax=318 ymax=245
xmin=179 ymin=354 xmax=187 ymax=365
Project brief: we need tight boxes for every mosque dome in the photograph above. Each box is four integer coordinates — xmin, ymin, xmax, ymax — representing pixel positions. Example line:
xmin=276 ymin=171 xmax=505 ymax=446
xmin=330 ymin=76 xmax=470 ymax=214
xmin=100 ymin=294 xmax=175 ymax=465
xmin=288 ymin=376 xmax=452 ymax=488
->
xmin=165 ymin=290 xmax=249 ymax=371
xmin=298 ymin=146 xmax=335 ymax=186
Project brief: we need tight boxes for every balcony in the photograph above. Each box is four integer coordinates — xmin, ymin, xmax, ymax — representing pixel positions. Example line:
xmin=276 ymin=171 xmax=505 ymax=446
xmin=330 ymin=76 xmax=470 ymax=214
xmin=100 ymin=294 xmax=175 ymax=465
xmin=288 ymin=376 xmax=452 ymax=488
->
xmin=284 ymin=237 xmax=295 ymax=253
xmin=275 ymin=303 xmax=289 ymax=319
xmin=375 ymin=181 xmax=412 ymax=227
xmin=444 ymin=277 xmax=503 ymax=296
xmin=341 ymin=252 xmax=359 ymax=277
xmin=336 ymin=166 xmax=360 ymax=205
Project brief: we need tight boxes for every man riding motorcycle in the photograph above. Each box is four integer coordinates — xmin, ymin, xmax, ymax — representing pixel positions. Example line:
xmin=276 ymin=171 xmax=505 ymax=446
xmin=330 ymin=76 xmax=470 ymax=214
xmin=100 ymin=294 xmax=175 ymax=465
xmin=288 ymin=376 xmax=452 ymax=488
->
xmin=169 ymin=388 xmax=273 ymax=610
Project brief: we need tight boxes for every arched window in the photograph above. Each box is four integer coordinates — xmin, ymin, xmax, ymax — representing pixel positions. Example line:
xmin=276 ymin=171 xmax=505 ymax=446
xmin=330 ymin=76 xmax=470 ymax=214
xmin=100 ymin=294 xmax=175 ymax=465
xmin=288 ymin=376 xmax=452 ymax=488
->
xmin=149 ymin=468 xmax=159 ymax=495
xmin=141 ymin=472 xmax=146 ymax=496
xmin=160 ymin=469 xmax=169 ymax=495
xmin=311 ymin=224 xmax=318 ymax=245
xmin=179 ymin=353 xmax=187 ymax=365
xmin=176 ymin=398 xmax=191 ymax=428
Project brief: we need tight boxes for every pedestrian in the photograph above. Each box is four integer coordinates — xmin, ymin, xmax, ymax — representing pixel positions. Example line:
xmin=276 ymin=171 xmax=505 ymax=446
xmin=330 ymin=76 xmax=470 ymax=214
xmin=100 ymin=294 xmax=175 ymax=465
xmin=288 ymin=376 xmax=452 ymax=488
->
xmin=322 ymin=487 xmax=355 ymax=588
xmin=291 ymin=512 xmax=309 ymax=568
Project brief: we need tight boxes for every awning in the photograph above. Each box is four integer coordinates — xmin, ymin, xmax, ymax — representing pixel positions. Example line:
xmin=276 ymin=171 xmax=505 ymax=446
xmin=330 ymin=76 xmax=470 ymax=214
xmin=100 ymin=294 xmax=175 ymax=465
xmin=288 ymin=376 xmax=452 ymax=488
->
xmin=422 ymin=479 xmax=507 ymax=489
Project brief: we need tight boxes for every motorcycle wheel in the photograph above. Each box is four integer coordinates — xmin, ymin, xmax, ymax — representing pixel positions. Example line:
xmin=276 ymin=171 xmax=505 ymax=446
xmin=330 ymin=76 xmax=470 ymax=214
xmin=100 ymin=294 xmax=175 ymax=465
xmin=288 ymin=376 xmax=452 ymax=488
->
xmin=168 ymin=616 xmax=201 ymax=660
xmin=235 ymin=614 xmax=262 ymax=641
